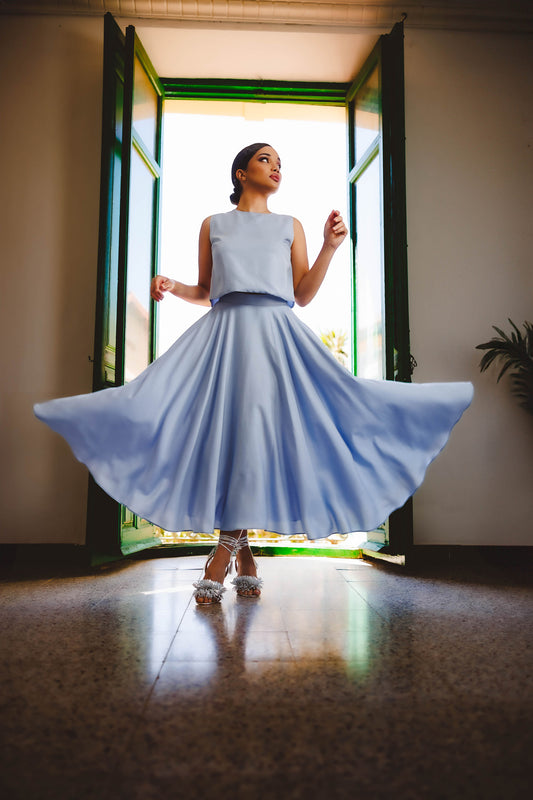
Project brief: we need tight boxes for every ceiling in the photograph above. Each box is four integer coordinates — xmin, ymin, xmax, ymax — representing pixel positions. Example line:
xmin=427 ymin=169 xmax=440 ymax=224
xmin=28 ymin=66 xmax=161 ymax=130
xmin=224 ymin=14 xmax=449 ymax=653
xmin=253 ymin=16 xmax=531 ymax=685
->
xmin=2 ymin=1 xmax=532 ymax=31
xmin=1 ymin=1 xmax=532 ymax=83
xmin=131 ymin=24 xmax=382 ymax=82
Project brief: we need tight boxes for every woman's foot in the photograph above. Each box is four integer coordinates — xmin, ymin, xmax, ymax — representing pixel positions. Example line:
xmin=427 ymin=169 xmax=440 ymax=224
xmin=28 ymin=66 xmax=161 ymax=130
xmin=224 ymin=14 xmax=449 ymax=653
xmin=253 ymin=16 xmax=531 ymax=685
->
xmin=233 ymin=531 xmax=263 ymax=598
xmin=194 ymin=531 xmax=240 ymax=604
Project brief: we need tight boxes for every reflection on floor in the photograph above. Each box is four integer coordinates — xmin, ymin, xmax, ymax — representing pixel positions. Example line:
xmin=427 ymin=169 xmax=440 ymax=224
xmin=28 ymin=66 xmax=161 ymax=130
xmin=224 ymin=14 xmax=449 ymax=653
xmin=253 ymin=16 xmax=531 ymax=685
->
xmin=1 ymin=555 xmax=532 ymax=799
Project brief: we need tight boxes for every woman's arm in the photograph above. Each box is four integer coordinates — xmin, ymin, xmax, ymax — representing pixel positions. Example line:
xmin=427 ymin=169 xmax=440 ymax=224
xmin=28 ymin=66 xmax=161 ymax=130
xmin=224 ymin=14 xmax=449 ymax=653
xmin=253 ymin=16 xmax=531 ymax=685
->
xmin=150 ymin=217 xmax=213 ymax=307
xmin=292 ymin=210 xmax=348 ymax=307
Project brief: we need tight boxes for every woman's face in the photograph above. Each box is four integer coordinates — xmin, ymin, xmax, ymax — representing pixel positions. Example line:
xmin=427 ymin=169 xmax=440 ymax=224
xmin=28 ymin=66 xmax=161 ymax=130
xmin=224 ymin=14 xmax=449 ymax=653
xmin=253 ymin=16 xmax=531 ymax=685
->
xmin=238 ymin=146 xmax=282 ymax=194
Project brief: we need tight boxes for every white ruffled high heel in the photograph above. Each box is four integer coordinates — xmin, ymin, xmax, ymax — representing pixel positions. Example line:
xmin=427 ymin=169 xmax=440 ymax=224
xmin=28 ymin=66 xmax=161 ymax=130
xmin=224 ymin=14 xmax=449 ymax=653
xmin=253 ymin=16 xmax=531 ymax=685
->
xmin=193 ymin=533 xmax=238 ymax=604
xmin=232 ymin=531 xmax=263 ymax=598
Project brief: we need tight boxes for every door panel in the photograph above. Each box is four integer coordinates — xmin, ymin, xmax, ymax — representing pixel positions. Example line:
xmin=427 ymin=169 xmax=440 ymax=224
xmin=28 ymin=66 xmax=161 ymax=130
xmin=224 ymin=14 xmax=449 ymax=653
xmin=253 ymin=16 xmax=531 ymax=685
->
xmin=87 ymin=13 xmax=163 ymax=561
xmin=124 ymin=147 xmax=157 ymax=381
xmin=89 ymin=15 xmax=410 ymax=560
xmin=347 ymin=22 xmax=413 ymax=555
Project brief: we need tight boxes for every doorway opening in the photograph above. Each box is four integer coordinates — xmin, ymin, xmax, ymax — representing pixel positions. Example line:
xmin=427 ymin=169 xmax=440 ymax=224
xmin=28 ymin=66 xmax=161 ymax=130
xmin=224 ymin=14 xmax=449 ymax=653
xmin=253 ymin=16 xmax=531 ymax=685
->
xmin=157 ymin=99 xmax=366 ymax=553
xmin=90 ymin=14 xmax=409 ymax=562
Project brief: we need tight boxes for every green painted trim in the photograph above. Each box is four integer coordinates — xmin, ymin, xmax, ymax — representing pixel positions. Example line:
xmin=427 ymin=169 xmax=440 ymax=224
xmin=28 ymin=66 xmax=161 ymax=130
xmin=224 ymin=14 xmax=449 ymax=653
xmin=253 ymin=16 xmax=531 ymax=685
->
xmin=346 ymin=43 xmax=381 ymax=104
xmin=94 ymin=12 xmax=125 ymax=392
xmin=132 ymin=136 xmax=161 ymax=178
xmin=348 ymin=139 xmax=380 ymax=184
xmin=253 ymin=546 xmax=362 ymax=559
xmin=382 ymin=21 xmax=411 ymax=384
xmin=92 ymin=18 xmax=164 ymax=561
xmin=129 ymin=543 xmax=362 ymax=560
xmin=88 ymin=13 xmax=127 ymax=557
xmin=347 ymin=36 xmax=384 ymax=382
xmin=134 ymin=31 xmax=164 ymax=100
xmin=161 ymin=78 xmax=349 ymax=105
xmin=382 ymin=31 xmax=397 ymax=382
xmin=118 ymin=26 xmax=163 ymax=554
xmin=347 ymin=101 xmax=357 ymax=376
xmin=362 ymin=550 xmax=406 ymax=567
xmin=132 ymin=28 xmax=164 ymax=367
xmin=381 ymin=21 xmax=413 ymax=555
xmin=120 ymin=536 xmax=164 ymax=557
xmin=131 ymin=544 xmax=216 ymax=559
xmin=151 ymin=153 xmax=161 ymax=364
xmin=116 ymin=25 xmax=135 ymax=387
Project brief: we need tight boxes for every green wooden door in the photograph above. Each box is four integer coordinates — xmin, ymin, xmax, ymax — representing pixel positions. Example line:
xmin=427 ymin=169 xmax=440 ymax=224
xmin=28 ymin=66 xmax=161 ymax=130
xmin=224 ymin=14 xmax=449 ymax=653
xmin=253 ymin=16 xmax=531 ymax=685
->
xmin=347 ymin=22 xmax=413 ymax=556
xmin=87 ymin=13 xmax=164 ymax=561
xmin=87 ymin=17 xmax=411 ymax=561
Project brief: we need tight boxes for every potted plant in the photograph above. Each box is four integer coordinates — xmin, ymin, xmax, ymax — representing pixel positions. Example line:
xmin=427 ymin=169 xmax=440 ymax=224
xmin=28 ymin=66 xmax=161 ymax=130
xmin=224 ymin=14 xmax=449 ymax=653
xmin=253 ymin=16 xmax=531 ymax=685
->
xmin=476 ymin=319 xmax=533 ymax=415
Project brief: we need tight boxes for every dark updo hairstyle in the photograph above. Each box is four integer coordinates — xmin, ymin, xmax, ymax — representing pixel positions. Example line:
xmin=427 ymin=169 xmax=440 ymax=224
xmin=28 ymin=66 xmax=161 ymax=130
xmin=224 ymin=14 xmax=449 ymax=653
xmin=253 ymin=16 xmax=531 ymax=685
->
xmin=230 ymin=142 xmax=271 ymax=205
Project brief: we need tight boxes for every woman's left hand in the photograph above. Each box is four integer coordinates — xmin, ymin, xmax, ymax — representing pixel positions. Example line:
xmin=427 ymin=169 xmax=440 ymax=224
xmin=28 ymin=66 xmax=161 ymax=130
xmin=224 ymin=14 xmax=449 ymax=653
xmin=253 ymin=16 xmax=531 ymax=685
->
xmin=323 ymin=210 xmax=348 ymax=250
xmin=151 ymin=275 xmax=175 ymax=302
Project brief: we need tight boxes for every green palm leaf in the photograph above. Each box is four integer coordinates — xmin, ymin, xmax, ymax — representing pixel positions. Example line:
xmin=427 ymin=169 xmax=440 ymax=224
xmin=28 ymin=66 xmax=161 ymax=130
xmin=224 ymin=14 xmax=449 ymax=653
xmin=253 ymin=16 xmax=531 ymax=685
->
xmin=476 ymin=319 xmax=533 ymax=414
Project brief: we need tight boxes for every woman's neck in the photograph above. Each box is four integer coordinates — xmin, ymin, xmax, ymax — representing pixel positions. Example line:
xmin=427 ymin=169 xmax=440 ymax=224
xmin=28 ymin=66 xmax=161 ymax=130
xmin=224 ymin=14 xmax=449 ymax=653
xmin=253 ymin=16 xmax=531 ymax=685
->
xmin=236 ymin=191 xmax=271 ymax=214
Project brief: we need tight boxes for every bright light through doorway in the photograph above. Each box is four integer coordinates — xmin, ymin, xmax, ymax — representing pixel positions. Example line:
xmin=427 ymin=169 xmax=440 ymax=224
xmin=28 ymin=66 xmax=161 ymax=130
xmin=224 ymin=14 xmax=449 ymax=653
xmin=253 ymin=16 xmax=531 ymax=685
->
xmin=157 ymin=100 xmax=365 ymax=550
xmin=158 ymin=100 xmax=351 ymax=366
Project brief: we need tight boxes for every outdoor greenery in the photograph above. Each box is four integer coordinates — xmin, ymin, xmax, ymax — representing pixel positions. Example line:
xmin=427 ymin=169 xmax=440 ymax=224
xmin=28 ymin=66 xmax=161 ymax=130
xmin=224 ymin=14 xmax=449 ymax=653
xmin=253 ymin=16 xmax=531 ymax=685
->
xmin=321 ymin=329 xmax=349 ymax=367
xmin=476 ymin=319 xmax=533 ymax=415
xmin=160 ymin=529 xmax=350 ymax=546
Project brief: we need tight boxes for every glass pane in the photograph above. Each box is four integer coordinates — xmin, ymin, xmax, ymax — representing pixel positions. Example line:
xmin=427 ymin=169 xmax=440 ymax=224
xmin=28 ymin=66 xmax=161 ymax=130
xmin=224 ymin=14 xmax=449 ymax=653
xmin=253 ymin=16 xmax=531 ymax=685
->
xmin=103 ymin=146 xmax=121 ymax=383
xmin=354 ymin=64 xmax=380 ymax=161
xmin=100 ymin=78 xmax=124 ymax=385
xmin=125 ymin=148 xmax=155 ymax=382
xmin=355 ymin=155 xmax=385 ymax=380
xmin=132 ymin=55 xmax=157 ymax=156
xmin=115 ymin=68 xmax=124 ymax=146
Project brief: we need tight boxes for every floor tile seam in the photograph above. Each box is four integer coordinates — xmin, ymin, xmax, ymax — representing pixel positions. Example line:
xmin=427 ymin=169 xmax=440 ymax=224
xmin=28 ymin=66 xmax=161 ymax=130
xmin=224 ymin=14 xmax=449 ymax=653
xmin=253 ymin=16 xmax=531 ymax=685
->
xmin=139 ymin=595 xmax=197 ymax=714
xmin=161 ymin=597 xmax=195 ymax=652
xmin=284 ymin=628 xmax=296 ymax=661
xmin=278 ymin=606 xmax=302 ymax=633
xmin=345 ymin=582 xmax=391 ymax=624
xmin=172 ymin=633 xmax=296 ymax=663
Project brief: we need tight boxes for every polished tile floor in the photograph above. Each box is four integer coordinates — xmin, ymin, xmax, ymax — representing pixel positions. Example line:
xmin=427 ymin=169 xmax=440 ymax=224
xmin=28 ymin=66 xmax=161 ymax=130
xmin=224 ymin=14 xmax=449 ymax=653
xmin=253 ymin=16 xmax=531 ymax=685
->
xmin=1 ymin=554 xmax=532 ymax=799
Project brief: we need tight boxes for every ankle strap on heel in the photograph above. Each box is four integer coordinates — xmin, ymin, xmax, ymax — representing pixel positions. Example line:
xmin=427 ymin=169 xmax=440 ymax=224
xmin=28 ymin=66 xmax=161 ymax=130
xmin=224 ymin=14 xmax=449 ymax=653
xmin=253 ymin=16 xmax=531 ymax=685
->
xmin=235 ymin=531 xmax=250 ymax=551
xmin=217 ymin=533 xmax=240 ymax=555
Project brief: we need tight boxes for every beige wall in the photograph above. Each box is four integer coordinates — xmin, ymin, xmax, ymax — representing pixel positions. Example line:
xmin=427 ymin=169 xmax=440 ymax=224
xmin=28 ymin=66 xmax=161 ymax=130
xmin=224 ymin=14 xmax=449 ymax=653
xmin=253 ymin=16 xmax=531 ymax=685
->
xmin=0 ymin=16 xmax=103 ymax=543
xmin=404 ymin=28 xmax=533 ymax=545
xmin=1 ymin=15 xmax=532 ymax=548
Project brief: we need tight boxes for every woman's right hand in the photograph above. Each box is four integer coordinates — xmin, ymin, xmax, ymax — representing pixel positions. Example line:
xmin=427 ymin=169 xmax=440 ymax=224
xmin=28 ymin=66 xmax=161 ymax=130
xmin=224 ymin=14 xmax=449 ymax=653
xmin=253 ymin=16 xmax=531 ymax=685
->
xmin=151 ymin=275 xmax=175 ymax=302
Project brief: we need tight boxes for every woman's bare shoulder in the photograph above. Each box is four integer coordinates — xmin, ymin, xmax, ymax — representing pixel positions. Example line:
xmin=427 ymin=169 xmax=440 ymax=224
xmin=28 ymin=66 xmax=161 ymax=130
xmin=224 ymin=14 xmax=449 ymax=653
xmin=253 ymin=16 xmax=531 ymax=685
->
xmin=291 ymin=217 xmax=306 ymax=239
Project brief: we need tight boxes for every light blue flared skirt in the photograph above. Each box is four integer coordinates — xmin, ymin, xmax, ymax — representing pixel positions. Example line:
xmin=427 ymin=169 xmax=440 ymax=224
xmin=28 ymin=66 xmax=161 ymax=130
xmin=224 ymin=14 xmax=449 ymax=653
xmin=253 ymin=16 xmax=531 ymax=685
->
xmin=34 ymin=293 xmax=473 ymax=538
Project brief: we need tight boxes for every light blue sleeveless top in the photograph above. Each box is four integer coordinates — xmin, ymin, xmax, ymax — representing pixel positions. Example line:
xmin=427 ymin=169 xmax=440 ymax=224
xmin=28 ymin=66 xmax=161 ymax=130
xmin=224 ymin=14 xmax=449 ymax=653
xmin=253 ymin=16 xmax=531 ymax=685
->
xmin=209 ymin=210 xmax=295 ymax=307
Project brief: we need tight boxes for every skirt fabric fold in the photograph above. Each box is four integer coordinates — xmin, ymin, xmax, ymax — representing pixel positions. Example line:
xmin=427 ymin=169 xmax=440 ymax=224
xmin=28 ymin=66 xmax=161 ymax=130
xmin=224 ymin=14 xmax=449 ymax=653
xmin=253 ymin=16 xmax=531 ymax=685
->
xmin=34 ymin=293 xmax=473 ymax=539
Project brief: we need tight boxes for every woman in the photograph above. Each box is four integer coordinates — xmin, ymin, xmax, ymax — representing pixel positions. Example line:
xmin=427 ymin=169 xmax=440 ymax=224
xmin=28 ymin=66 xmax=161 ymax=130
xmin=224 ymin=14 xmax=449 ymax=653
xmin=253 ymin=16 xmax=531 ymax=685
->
xmin=152 ymin=143 xmax=348 ymax=603
xmin=35 ymin=143 xmax=473 ymax=605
